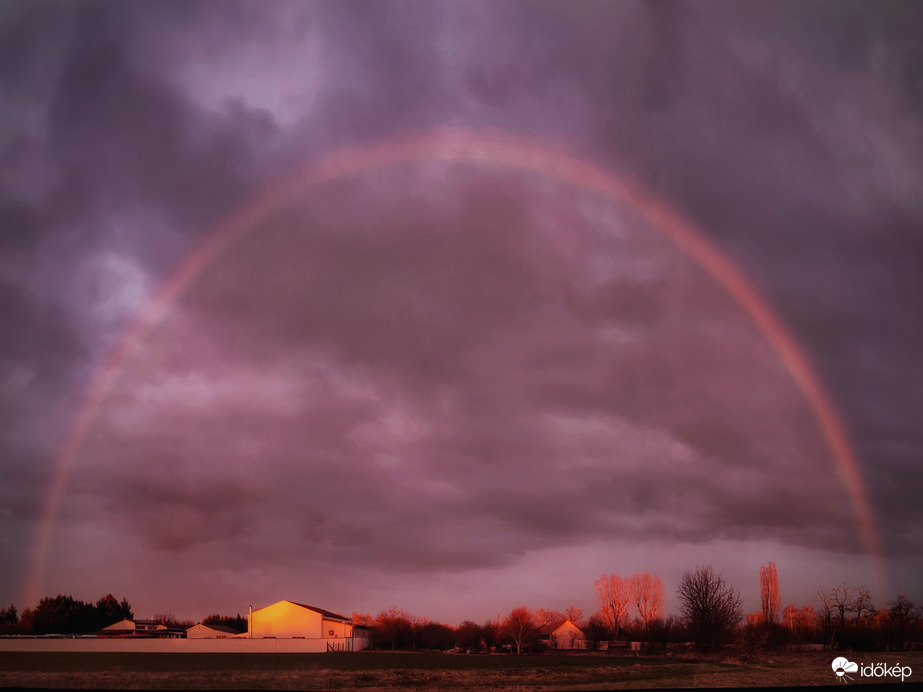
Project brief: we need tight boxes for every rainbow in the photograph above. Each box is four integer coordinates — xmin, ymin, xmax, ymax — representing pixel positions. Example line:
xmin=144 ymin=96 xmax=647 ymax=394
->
xmin=26 ymin=130 xmax=884 ymax=605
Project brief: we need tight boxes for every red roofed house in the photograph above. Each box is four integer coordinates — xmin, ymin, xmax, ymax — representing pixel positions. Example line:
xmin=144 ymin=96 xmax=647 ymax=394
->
xmin=537 ymin=619 xmax=586 ymax=650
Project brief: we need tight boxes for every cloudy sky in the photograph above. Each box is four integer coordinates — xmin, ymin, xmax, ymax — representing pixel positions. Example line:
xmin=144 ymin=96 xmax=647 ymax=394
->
xmin=1 ymin=0 xmax=921 ymax=625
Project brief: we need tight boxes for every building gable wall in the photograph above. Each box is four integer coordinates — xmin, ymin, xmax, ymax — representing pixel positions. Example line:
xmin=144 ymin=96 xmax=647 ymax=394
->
xmin=550 ymin=620 xmax=586 ymax=649
xmin=251 ymin=601 xmax=323 ymax=638
xmin=187 ymin=624 xmax=238 ymax=639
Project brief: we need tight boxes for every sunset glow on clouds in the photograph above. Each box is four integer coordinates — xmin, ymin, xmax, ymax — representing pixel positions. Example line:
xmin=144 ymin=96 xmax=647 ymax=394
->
xmin=1 ymin=1 xmax=921 ymax=624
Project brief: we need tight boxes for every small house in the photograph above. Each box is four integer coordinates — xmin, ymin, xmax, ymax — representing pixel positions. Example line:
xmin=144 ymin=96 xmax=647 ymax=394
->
xmin=537 ymin=619 xmax=586 ymax=650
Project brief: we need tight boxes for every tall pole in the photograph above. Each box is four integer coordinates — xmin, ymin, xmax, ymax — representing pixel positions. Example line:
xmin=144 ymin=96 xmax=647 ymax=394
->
xmin=249 ymin=605 xmax=252 ymax=639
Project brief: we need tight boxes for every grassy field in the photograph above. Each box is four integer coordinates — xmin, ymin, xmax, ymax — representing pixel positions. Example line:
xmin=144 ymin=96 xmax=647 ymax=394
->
xmin=0 ymin=650 xmax=920 ymax=690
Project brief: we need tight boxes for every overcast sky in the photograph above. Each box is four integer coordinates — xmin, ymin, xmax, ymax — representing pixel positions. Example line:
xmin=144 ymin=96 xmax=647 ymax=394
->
xmin=1 ymin=0 xmax=921 ymax=625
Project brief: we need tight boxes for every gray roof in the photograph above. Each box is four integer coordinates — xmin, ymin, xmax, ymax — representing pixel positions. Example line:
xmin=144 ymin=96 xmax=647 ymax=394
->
xmin=538 ymin=619 xmax=573 ymax=636
xmin=192 ymin=623 xmax=241 ymax=634
xmin=285 ymin=600 xmax=350 ymax=622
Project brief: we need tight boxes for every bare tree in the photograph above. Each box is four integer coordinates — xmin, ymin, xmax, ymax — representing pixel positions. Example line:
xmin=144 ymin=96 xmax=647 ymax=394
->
xmin=152 ymin=613 xmax=194 ymax=628
xmin=782 ymin=604 xmax=797 ymax=631
xmin=676 ymin=565 xmax=743 ymax=653
xmin=886 ymin=593 xmax=919 ymax=651
xmin=565 ymin=606 xmax=583 ymax=625
xmin=759 ymin=562 xmax=781 ymax=625
xmin=503 ymin=607 xmax=538 ymax=655
xmin=782 ymin=603 xmax=813 ymax=645
xmin=832 ymin=583 xmax=856 ymax=632
xmin=816 ymin=587 xmax=837 ymax=648
xmin=480 ymin=618 xmax=501 ymax=652
xmin=582 ymin=613 xmax=609 ymax=652
xmin=647 ymin=615 xmax=682 ymax=651
xmin=798 ymin=605 xmax=817 ymax=641
xmin=595 ymin=574 xmax=631 ymax=641
xmin=630 ymin=573 xmax=665 ymax=629
xmin=852 ymin=588 xmax=874 ymax=634
xmin=534 ymin=608 xmax=565 ymax=625
xmin=373 ymin=606 xmax=415 ymax=650
xmin=351 ymin=612 xmax=373 ymax=627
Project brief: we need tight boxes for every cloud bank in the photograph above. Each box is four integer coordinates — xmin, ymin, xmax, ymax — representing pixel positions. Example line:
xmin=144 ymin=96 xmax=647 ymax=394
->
xmin=1 ymin=0 xmax=921 ymax=621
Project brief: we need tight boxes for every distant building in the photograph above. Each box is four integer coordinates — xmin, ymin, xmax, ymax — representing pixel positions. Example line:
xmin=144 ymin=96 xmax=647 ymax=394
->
xmin=98 ymin=618 xmax=185 ymax=638
xmin=537 ymin=619 xmax=586 ymax=650
xmin=186 ymin=623 xmax=242 ymax=639
xmin=248 ymin=600 xmax=369 ymax=651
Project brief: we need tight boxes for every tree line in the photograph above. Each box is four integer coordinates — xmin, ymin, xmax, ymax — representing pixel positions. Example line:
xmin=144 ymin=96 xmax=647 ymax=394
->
xmin=0 ymin=594 xmax=132 ymax=635
xmin=349 ymin=565 xmax=920 ymax=654
xmin=2 ymin=564 xmax=920 ymax=653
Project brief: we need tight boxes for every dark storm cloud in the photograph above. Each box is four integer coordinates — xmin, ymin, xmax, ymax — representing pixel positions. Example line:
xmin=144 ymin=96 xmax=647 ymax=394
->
xmin=0 ymin=3 xmax=280 ymax=385
xmin=1 ymin=1 xmax=279 ymax=264
xmin=0 ymin=280 xmax=84 ymax=381
xmin=297 ymin=0 xmax=923 ymax=553
xmin=120 ymin=477 xmax=265 ymax=552
xmin=444 ymin=1 xmax=923 ymax=561
xmin=0 ymin=1 xmax=287 ymax=599
xmin=2 ymin=0 xmax=921 ymax=618
xmin=60 ymin=163 xmax=863 ymax=588
xmin=50 ymin=40 xmax=273 ymax=233
xmin=0 ymin=461 xmax=46 ymax=524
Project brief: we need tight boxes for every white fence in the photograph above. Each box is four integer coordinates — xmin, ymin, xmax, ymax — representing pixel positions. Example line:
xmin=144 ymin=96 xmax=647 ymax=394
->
xmin=0 ymin=637 xmax=368 ymax=653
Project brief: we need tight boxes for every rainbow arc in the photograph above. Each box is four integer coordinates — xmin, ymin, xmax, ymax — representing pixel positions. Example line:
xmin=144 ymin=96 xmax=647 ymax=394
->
xmin=26 ymin=130 xmax=883 ymax=605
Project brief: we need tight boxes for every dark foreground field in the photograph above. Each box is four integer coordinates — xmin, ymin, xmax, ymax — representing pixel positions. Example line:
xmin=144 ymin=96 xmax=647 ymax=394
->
xmin=1 ymin=650 xmax=920 ymax=690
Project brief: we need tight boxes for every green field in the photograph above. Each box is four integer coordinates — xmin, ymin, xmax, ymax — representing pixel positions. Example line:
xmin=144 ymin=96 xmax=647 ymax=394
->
xmin=1 ymin=650 xmax=920 ymax=689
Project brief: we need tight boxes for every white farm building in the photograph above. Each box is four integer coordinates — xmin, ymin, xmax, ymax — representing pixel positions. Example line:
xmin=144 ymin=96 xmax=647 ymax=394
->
xmin=248 ymin=600 xmax=369 ymax=651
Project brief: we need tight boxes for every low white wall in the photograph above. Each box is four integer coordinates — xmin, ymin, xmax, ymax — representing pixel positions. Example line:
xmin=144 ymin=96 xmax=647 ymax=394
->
xmin=0 ymin=637 xmax=368 ymax=653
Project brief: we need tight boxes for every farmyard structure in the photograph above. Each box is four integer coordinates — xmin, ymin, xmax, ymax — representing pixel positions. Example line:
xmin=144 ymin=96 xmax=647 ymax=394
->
xmin=0 ymin=600 xmax=370 ymax=653
xmin=247 ymin=600 xmax=369 ymax=651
